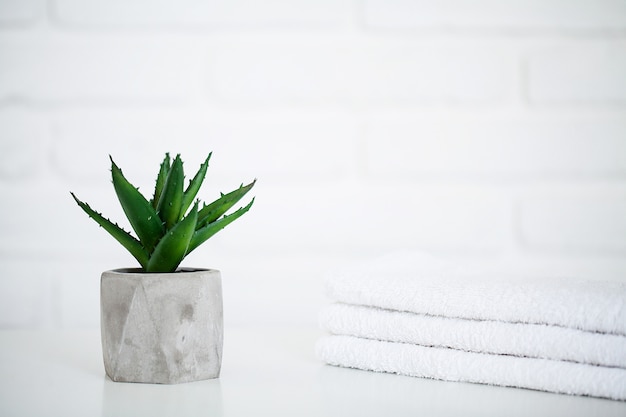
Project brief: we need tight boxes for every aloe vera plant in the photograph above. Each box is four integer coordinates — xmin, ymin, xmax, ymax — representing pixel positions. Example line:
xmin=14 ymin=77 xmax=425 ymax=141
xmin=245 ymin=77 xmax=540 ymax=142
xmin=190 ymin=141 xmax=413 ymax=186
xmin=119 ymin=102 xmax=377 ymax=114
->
xmin=71 ymin=153 xmax=255 ymax=273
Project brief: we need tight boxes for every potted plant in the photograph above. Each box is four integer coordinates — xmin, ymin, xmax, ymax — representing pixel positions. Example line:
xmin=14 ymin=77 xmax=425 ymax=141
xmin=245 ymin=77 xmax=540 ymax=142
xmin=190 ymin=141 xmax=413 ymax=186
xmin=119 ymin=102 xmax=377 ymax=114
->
xmin=71 ymin=152 xmax=255 ymax=384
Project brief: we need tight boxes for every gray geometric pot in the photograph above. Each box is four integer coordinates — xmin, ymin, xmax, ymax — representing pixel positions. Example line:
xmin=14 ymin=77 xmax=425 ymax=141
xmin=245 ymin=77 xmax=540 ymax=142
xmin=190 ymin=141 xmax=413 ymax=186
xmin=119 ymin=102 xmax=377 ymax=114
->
xmin=100 ymin=268 xmax=223 ymax=384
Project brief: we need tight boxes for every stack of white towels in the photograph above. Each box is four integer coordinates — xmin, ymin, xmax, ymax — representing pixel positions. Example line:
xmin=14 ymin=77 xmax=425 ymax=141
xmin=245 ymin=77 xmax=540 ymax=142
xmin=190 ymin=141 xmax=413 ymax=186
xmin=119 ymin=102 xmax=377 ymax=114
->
xmin=316 ymin=252 xmax=626 ymax=401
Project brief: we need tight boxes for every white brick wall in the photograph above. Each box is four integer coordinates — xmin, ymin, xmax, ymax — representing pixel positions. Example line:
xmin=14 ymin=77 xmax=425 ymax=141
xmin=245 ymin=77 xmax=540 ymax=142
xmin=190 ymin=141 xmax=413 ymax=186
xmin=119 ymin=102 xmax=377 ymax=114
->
xmin=52 ymin=0 xmax=354 ymax=29
xmin=521 ymin=193 xmax=626 ymax=253
xmin=364 ymin=115 xmax=626 ymax=177
xmin=0 ymin=35 xmax=204 ymax=103
xmin=362 ymin=0 xmax=626 ymax=31
xmin=1 ymin=1 xmax=625 ymax=329
xmin=0 ymin=0 xmax=43 ymax=23
xmin=528 ymin=41 xmax=626 ymax=103
xmin=0 ymin=108 xmax=48 ymax=179
xmin=49 ymin=108 xmax=358 ymax=183
xmin=208 ymin=39 xmax=513 ymax=104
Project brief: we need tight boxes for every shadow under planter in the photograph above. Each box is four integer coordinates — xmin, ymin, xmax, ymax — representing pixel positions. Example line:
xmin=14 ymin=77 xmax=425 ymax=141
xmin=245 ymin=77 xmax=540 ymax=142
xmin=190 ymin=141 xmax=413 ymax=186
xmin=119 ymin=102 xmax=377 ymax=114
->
xmin=100 ymin=268 xmax=223 ymax=384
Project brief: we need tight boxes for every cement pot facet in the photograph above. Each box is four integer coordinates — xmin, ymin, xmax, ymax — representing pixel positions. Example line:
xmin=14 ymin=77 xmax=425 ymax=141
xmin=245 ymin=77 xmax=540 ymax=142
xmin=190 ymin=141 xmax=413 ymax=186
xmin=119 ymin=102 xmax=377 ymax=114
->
xmin=100 ymin=268 xmax=223 ymax=384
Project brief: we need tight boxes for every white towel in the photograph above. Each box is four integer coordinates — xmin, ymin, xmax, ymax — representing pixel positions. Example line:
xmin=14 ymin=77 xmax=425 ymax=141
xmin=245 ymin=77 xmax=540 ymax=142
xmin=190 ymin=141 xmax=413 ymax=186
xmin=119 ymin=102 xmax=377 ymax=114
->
xmin=316 ymin=335 xmax=626 ymax=401
xmin=325 ymin=252 xmax=626 ymax=335
xmin=320 ymin=303 xmax=626 ymax=369
xmin=319 ymin=252 xmax=626 ymax=399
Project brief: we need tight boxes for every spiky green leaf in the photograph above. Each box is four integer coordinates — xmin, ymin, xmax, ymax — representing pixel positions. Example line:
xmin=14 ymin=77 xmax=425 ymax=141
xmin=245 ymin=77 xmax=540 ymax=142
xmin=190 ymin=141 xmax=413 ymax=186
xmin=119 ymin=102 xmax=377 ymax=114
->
xmin=151 ymin=153 xmax=171 ymax=209
xmin=197 ymin=180 xmax=256 ymax=230
xmin=188 ymin=198 xmax=254 ymax=254
xmin=146 ymin=203 xmax=198 ymax=273
xmin=70 ymin=192 xmax=149 ymax=269
xmin=180 ymin=153 xmax=211 ymax=219
xmin=110 ymin=157 xmax=164 ymax=253
xmin=157 ymin=154 xmax=184 ymax=230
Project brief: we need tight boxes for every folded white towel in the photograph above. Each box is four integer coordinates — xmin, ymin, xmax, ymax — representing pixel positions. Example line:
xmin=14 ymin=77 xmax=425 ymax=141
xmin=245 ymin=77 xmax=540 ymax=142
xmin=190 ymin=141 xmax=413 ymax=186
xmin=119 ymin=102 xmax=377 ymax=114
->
xmin=320 ymin=303 xmax=626 ymax=368
xmin=316 ymin=335 xmax=626 ymax=401
xmin=325 ymin=252 xmax=626 ymax=335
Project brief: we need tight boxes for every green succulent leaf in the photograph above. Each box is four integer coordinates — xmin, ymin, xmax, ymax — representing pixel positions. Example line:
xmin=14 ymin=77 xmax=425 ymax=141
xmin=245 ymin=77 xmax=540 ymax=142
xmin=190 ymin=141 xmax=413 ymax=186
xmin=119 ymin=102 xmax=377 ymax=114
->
xmin=110 ymin=156 xmax=164 ymax=253
xmin=197 ymin=180 xmax=256 ymax=230
xmin=146 ymin=202 xmax=198 ymax=273
xmin=72 ymin=152 xmax=255 ymax=273
xmin=180 ymin=153 xmax=211 ymax=219
xmin=157 ymin=154 xmax=184 ymax=230
xmin=70 ymin=192 xmax=149 ymax=269
xmin=188 ymin=197 xmax=254 ymax=254
xmin=151 ymin=153 xmax=171 ymax=210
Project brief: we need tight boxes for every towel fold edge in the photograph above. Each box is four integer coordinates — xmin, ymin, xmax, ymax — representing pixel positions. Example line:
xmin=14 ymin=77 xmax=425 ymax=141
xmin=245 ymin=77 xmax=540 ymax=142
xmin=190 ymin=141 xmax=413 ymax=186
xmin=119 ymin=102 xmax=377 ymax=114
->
xmin=319 ymin=303 xmax=626 ymax=369
xmin=316 ymin=335 xmax=626 ymax=402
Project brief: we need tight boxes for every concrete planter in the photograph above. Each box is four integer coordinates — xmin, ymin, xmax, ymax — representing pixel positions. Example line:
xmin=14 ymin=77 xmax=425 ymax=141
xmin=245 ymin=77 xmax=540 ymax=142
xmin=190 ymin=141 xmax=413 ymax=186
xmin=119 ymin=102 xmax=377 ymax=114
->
xmin=100 ymin=268 xmax=223 ymax=384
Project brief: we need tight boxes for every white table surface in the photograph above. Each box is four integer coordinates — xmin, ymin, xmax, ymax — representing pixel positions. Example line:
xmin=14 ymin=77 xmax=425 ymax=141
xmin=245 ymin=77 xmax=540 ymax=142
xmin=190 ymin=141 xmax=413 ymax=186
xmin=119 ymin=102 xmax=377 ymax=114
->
xmin=1 ymin=327 xmax=625 ymax=417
